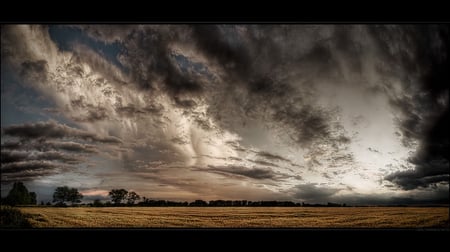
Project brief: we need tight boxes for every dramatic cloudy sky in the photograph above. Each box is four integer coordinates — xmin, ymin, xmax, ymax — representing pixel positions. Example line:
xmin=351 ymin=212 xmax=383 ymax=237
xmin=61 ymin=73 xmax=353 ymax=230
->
xmin=1 ymin=25 xmax=448 ymax=204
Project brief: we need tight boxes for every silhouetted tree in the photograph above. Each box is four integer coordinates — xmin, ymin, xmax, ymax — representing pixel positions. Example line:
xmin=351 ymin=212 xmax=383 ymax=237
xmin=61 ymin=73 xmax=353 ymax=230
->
xmin=4 ymin=182 xmax=37 ymax=206
xmin=109 ymin=189 xmax=128 ymax=205
xmin=189 ymin=200 xmax=207 ymax=206
xmin=53 ymin=186 xmax=83 ymax=206
xmin=127 ymin=191 xmax=140 ymax=205
xmin=68 ymin=188 xmax=83 ymax=205
xmin=327 ymin=202 xmax=341 ymax=207
xmin=29 ymin=192 xmax=37 ymax=205
xmin=52 ymin=187 xmax=67 ymax=205
xmin=92 ymin=199 xmax=103 ymax=207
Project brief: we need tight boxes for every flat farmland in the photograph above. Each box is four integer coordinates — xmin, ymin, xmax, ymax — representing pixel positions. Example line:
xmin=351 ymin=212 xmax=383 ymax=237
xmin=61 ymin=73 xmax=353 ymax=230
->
xmin=18 ymin=207 xmax=449 ymax=228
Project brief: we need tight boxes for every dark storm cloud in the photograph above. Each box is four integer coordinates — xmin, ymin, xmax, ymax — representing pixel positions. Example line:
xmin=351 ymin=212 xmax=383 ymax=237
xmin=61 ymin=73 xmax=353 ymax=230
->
xmin=291 ymin=183 xmax=340 ymax=202
xmin=255 ymin=151 xmax=289 ymax=162
xmin=1 ymin=150 xmax=81 ymax=164
xmin=322 ymin=173 xmax=332 ymax=179
xmin=385 ymin=158 xmax=449 ymax=190
xmin=197 ymin=155 xmax=227 ymax=161
xmin=120 ymin=144 xmax=187 ymax=172
xmin=385 ymin=102 xmax=449 ymax=189
xmin=0 ymin=140 xmax=95 ymax=183
xmin=368 ymin=147 xmax=380 ymax=153
xmin=295 ymin=43 xmax=338 ymax=78
xmin=65 ymin=26 xmax=354 ymax=171
xmin=388 ymin=95 xmax=425 ymax=148
xmin=327 ymin=153 xmax=354 ymax=168
xmin=46 ymin=141 xmax=97 ymax=153
xmin=333 ymin=188 xmax=450 ymax=205
xmin=70 ymin=97 xmax=85 ymax=108
xmin=225 ymin=141 xmax=247 ymax=152
xmin=91 ymin=25 xmax=352 ymax=152
xmin=193 ymin=117 xmax=213 ymax=131
xmin=190 ymin=26 xmax=351 ymax=150
xmin=117 ymin=26 xmax=205 ymax=98
xmin=1 ymin=150 xmax=28 ymax=163
xmin=190 ymin=25 xmax=252 ymax=82
xmin=247 ymin=159 xmax=279 ymax=167
xmin=2 ymin=120 xmax=122 ymax=143
xmin=20 ymin=60 xmax=48 ymax=81
xmin=1 ymin=121 xmax=118 ymax=184
xmin=68 ymin=97 xmax=110 ymax=122
xmin=373 ymin=25 xmax=450 ymax=190
xmin=1 ymin=140 xmax=97 ymax=154
xmin=207 ymin=165 xmax=279 ymax=180
xmin=72 ymin=106 xmax=109 ymax=122
xmin=173 ymin=97 xmax=197 ymax=108
xmin=272 ymin=105 xmax=336 ymax=148
xmin=254 ymin=148 xmax=305 ymax=169
xmin=1 ymin=141 xmax=22 ymax=150
xmin=2 ymin=169 xmax=61 ymax=183
xmin=115 ymin=104 xmax=163 ymax=118
xmin=1 ymin=160 xmax=60 ymax=173
xmin=239 ymin=150 xmax=295 ymax=168
xmin=332 ymin=26 xmax=363 ymax=73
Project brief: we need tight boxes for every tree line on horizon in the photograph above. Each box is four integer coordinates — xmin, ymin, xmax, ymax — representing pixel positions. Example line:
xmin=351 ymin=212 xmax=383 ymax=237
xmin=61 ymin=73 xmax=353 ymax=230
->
xmin=1 ymin=182 xmax=350 ymax=207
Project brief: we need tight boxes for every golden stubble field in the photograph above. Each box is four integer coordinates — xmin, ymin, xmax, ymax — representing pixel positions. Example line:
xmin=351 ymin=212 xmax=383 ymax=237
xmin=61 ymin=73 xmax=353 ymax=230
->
xmin=18 ymin=207 xmax=449 ymax=228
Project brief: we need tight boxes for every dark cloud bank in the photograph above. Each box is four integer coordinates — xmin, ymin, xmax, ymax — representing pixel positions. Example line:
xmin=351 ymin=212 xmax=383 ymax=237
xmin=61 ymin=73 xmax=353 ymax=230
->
xmin=376 ymin=26 xmax=449 ymax=191
xmin=1 ymin=120 xmax=120 ymax=182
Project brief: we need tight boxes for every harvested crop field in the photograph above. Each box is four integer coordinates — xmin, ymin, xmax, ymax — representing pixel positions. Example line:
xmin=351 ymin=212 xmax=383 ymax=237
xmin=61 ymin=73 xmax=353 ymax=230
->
xmin=16 ymin=207 xmax=449 ymax=228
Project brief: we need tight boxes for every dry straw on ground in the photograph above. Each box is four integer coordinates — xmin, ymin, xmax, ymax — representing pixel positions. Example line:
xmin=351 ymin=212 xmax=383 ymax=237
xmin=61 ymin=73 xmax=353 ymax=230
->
xmin=18 ymin=207 xmax=449 ymax=228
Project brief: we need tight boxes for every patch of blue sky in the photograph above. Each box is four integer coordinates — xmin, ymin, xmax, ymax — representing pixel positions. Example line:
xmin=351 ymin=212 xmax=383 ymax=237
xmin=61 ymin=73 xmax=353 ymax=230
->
xmin=48 ymin=26 xmax=127 ymax=73
xmin=172 ymin=53 xmax=215 ymax=81
xmin=1 ymin=69 xmax=71 ymax=127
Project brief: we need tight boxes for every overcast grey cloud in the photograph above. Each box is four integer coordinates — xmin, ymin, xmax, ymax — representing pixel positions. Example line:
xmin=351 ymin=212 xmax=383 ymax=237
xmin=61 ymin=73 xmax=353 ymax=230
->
xmin=1 ymin=150 xmax=81 ymax=164
xmin=1 ymin=24 xmax=448 ymax=204
xmin=1 ymin=120 xmax=119 ymax=184
xmin=255 ymin=151 xmax=290 ymax=162
xmin=1 ymin=140 xmax=97 ymax=153
xmin=207 ymin=165 xmax=282 ymax=180
xmin=385 ymin=158 xmax=449 ymax=190
xmin=2 ymin=120 xmax=122 ymax=143
xmin=372 ymin=25 xmax=450 ymax=191
xmin=291 ymin=183 xmax=341 ymax=202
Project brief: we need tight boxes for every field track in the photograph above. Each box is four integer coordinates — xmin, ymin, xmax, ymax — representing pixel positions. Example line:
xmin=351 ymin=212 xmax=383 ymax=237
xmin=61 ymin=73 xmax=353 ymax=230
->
xmin=18 ymin=207 xmax=449 ymax=228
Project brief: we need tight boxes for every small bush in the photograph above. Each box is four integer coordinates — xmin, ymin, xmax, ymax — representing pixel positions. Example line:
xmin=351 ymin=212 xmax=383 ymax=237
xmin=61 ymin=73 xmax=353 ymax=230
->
xmin=0 ymin=206 xmax=32 ymax=228
xmin=54 ymin=202 xmax=68 ymax=207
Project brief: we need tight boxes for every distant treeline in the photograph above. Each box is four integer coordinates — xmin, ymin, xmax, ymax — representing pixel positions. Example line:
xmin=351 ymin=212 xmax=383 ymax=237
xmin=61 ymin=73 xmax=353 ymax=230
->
xmin=86 ymin=199 xmax=348 ymax=207
xmin=7 ymin=183 xmax=445 ymax=208
xmin=2 ymin=182 xmax=351 ymax=207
